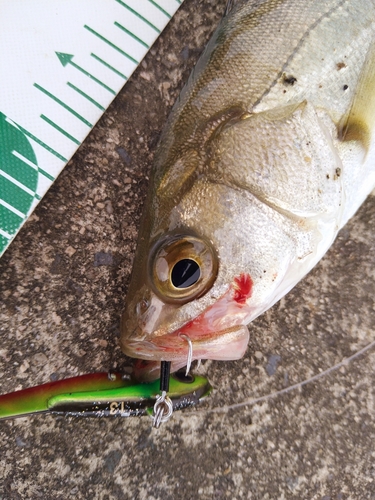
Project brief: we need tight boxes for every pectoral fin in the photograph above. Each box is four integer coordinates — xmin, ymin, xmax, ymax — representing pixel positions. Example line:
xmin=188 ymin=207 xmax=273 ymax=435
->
xmin=224 ymin=0 xmax=247 ymax=16
xmin=339 ymin=39 xmax=375 ymax=150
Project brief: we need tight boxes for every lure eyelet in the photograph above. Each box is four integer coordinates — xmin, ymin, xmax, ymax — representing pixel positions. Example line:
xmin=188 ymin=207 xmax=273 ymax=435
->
xmin=148 ymin=233 xmax=218 ymax=304
xmin=173 ymin=370 xmax=195 ymax=383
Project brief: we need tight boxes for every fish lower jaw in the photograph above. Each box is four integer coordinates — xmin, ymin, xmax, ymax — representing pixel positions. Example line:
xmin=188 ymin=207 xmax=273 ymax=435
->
xmin=124 ymin=326 xmax=250 ymax=381
xmin=122 ymin=325 xmax=250 ymax=364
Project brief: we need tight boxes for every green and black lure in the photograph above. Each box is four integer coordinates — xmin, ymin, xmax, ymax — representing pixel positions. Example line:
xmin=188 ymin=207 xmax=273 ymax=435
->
xmin=0 ymin=371 xmax=211 ymax=420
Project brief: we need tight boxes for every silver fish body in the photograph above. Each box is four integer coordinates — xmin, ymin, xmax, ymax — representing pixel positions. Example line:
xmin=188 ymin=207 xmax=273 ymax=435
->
xmin=121 ymin=0 xmax=375 ymax=379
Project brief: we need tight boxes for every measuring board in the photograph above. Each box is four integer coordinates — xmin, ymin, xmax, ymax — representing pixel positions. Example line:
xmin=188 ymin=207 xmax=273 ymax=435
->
xmin=0 ymin=0 xmax=184 ymax=257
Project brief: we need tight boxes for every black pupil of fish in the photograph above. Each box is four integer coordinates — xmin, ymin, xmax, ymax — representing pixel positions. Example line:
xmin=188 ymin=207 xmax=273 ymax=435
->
xmin=171 ymin=259 xmax=200 ymax=288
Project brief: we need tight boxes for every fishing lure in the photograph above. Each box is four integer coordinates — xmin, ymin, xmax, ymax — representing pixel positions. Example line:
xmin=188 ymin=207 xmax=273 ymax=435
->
xmin=0 ymin=370 xmax=211 ymax=423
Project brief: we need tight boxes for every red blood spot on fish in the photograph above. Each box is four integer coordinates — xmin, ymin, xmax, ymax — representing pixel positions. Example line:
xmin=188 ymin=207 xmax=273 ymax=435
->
xmin=233 ymin=273 xmax=253 ymax=304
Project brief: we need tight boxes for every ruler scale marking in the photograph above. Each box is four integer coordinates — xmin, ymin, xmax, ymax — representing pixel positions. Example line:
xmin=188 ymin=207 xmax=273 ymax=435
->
xmin=84 ymin=25 xmax=138 ymax=65
xmin=38 ymin=169 xmax=55 ymax=181
xmin=11 ymin=150 xmax=54 ymax=185
xmin=2 ymin=153 xmax=35 ymax=185
xmin=148 ymin=0 xmax=171 ymax=18
xmin=40 ymin=115 xmax=81 ymax=145
xmin=90 ymin=53 xmax=128 ymax=80
xmin=114 ymin=22 xmax=150 ymax=49
xmin=115 ymin=1 xmax=161 ymax=33
xmin=16 ymin=125 xmax=67 ymax=163
xmin=34 ymin=84 xmax=93 ymax=128
xmin=67 ymin=82 xmax=106 ymax=111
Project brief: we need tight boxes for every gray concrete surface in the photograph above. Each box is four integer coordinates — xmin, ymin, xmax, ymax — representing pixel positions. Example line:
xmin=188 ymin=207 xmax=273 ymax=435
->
xmin=1 ymin=1 xmax=375 ymax=498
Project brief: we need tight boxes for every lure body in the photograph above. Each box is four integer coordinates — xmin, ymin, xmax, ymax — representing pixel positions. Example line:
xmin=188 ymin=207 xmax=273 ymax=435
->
xmin=121 ymin=0 xmax=375 ymax=378
xmin=0 ymin=372 xmax=211 ymax=419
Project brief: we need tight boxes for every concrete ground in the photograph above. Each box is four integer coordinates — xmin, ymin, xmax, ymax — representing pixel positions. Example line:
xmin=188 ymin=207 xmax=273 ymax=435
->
xmin=1 ymin=0 xmax=375 ymax=498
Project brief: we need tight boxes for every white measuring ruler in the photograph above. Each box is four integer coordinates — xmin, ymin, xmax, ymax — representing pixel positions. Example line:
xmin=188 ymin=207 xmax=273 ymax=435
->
xmin=0 ymin=0 xmax=184 ymax=257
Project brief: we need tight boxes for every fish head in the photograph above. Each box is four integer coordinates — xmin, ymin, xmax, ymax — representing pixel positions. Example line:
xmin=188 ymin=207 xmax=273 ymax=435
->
xmin=120 ymin=102 xmax=344 ymax=381
xmin=120 ymin=172 xmax=308 ymax=380
xmin=120 ymin=101 xmax=340 ymax=381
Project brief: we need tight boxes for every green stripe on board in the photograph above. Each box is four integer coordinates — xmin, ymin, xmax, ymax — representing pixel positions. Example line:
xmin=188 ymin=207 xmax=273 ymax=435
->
xmin=84 ymin=25 xmax=138 ymax=64
xmin=114 ymin=22 xmax=149 ymax=48
xmin=0 ymin=169 xmax=34 ymax=196
xmin=67 ymin=82 xmax=105 ymax=110
xmin=35 ymin=194 xmax=41 ymax=200
xmin=34 ymin=83 xmax=92 ymax=127
xmin=4 ymin=152 xmax=37 ymax=188
xmin=39 ymin=168 xmax=55 ymax=182
xmin=16 ymin=124 xmax=67 ymax=162
xmin=0 ymin=176 xmax=33 ymax=213
xmin=90 ymin=53 xmax=127 ymax=79
xmin=148 ymin=0 xmax=171 ymax=18
xmin=0 ymin=204 xmax=23 ymax=234
xmin=41 ymin=115 xmax=81 ymax=145
xmin=115 ymin=1 xmax=160 ymax=33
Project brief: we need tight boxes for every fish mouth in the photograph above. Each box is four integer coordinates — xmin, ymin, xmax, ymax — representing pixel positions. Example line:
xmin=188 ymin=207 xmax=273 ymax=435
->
xmin=121 ymin=273 xmax=255 ymax=380
xmin=122 ymin=326 xmax=249 ymax=381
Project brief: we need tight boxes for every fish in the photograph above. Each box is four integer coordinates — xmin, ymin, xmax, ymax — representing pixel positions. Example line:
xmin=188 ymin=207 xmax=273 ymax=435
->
xmin=120 ymin=0 xmax=375 ymax=380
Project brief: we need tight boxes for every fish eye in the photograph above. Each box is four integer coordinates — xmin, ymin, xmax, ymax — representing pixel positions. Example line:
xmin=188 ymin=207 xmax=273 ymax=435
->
xmin=171 ymin=259 xmax=200 ymax=288
xmin=149 ymin=234 xmax=218 ymax=304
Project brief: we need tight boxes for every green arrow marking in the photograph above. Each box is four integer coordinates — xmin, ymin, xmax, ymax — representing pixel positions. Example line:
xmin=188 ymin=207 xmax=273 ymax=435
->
xmin=56 ymin=52 xmax=116 ymax=95
xmin=55 ymin=52 xmax=74 ymax=67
